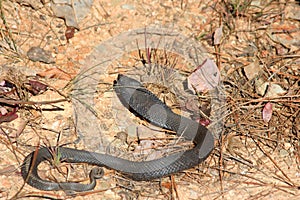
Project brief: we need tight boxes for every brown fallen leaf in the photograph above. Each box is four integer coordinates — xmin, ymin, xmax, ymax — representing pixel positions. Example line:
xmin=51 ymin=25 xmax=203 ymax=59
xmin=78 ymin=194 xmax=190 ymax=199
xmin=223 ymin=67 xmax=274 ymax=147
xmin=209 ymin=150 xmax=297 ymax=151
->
xmin=38 ymin=67 xmax=72 ymax=80
xmin=0 ymin=107 xmax=18 ymax=124
xmin=65 ymin=26 xmax=76 ymax=42
xmin=26 ymin=80 xmax=48 ymax=95
xmin=0 ymin=165 xmax=17 ymax=175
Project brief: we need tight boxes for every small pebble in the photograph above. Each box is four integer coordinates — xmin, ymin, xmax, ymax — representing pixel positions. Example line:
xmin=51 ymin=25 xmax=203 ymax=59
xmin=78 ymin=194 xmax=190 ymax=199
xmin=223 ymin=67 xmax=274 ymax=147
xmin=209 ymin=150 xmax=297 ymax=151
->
xmin=121 ymin=4 xmax=135 ymax=10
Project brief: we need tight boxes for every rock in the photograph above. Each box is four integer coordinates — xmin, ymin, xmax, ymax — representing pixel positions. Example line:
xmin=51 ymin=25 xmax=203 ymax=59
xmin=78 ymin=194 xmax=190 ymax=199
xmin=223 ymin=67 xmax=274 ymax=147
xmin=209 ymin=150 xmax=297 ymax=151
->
xmin=51 ymin=0 xmax=93 ymax=28
xmin=244 ymin=60 xmax=261 ymax=80
xmin=255 ymin=78 xmax=268 ymax=96
xmin=265 ymin=83 xmax=287 ymax=98
xmin=27 ymin=47 xmax=55 ymax=64
xmin=255 ymin=79 xmax=287 ymax=97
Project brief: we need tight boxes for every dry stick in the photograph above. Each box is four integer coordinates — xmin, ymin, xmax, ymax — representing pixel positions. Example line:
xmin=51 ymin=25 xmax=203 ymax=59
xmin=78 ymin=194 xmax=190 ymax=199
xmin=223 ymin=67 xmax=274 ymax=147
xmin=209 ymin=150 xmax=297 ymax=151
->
xmin=214 ymin=13 xmax=224 ymax=198
xmin=0 ymin=98 xmax=69 ymax=105
xmin=211 ymin=183 xmax=244 ymax=200
xmin=144 ymin=26 xmax=152 ymax=67
xmin=73 ymin=186 xmax=118 ymax=197
xmin=0 ymin=127 xmax=21 ymax=164
xmin=246 ymin=190 xmax=273 ymax=200
xmin=236 ymin=177 xmax=297 ymax=195
xmin=99 ymin=2 xmax=110 ymax=18
xmin=171 ymin=175 xmax=180 ymax=200
xmin=211 ymin=182 xmax=251 ymax=200
xmin=254 ymin=140 xmax=296 ymax=187
xmin=0 ymin=120 xmax=28 ymax=138
xmin=11 ymin=144 xmax=40 ymax=200
xmin=218 ymin=134 xmax=224 ymax=198
xmin=214 ymin=120 xmax=297 ymax=194
xmin=268 ymin=67 xmax=300 ymax=80
xmin=217 ymin=168 xmax=296 ymax=195
xmin=222 ymin=143 xmax=298 ymax=191
xmin=242 ymin=96 xmax=300 ymax=103
xmin=15 ymin=119 xmax=28 ymax=138
xmin=18 ymin=191 xmax=64 ymax=200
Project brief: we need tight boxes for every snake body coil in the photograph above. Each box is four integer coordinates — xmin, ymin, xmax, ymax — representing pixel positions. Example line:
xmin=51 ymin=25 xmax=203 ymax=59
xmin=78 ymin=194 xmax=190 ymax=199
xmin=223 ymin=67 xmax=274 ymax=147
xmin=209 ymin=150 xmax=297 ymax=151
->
xmin=21 ymin=74 xmax=214 ymax=191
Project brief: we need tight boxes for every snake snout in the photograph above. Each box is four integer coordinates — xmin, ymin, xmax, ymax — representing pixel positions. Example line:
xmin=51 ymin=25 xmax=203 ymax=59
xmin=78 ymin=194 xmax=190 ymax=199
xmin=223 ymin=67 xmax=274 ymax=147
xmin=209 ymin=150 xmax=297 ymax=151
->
xmin=115 ymin=74 xmax=142 ymax=88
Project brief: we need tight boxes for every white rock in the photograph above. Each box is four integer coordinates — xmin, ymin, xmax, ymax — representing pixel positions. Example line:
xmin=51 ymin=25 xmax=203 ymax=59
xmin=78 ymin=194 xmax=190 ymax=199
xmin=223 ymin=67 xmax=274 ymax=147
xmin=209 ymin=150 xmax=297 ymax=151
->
xmin=265 ymin=83 xmax=287 ymax=97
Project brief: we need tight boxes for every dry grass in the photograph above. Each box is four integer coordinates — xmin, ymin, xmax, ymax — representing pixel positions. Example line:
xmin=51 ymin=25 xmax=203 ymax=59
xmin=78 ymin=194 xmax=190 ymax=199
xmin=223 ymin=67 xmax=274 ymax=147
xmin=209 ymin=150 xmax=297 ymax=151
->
xmin=0 ymin=0 xmax=299 ymax=199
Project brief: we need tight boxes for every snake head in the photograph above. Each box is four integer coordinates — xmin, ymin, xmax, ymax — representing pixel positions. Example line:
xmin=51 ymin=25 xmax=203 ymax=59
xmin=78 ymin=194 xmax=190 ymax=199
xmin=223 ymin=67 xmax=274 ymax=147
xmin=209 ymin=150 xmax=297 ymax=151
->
xmin=113 ymin=74 xmax=143 ymax=109
xmin=113 ymin=74 xmax=174 ymax=128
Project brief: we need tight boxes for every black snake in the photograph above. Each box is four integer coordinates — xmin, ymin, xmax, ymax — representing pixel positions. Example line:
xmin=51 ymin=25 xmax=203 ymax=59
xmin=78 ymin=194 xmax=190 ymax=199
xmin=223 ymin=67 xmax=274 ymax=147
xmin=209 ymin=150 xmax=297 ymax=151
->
xmin=21 ymin=74 xmax=215 ymax=191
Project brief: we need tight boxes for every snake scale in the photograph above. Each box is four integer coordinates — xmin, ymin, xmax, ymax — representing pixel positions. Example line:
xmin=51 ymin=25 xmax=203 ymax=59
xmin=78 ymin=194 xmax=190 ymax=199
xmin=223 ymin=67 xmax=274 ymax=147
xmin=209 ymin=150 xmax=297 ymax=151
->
xmin=21 ymin=74 xmax=214 ymax=191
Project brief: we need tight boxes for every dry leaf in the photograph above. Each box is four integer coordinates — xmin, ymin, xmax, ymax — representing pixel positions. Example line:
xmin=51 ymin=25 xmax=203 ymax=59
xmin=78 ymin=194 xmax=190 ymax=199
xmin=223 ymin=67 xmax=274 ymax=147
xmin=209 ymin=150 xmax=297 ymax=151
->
xmin=38 ymin=67 xmax=72 ymax=80
xmin=65 ymin=26 xmax=76 ymax=42
xmin=262 ymin=102 xmax=273 ymax=123
xmin=213 ymin=25 xmax=223 ymax=45
xmin=187 ymin=58 xmax=220 ymax=94
xmin=0 ymin=108 xmax=18 ymax=124
xmin=27 ymin=80 xmax=48 ymax=95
